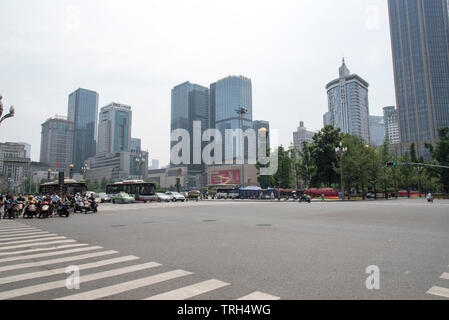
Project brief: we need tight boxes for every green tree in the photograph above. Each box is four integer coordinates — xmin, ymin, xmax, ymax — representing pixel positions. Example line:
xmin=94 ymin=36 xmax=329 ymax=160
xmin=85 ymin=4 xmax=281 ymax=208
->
xmin=298 ymin=142 xmax=315 ymax=189
xmin=272 ymin=146 xmax=293 ymax=188
xmin=426 ymin=127 xmax=449 ymax=193
xmin=310 ymin=125 xmax=343 ymax=187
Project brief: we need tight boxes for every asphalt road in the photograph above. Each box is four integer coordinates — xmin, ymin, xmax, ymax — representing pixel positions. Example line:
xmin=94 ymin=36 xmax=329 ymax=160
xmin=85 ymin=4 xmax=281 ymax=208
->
xmin=0 ymin=199 xmax=448 ymax=300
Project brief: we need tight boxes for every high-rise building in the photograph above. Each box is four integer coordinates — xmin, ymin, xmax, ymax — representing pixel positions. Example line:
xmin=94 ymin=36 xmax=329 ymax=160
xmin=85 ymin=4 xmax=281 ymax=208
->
xmin=326 ymin=59 xmax=370 ymax=143
xmin=323 ymin=112 xmax=330 ymax=127
xmin=149 ymin=159 xmax=160 ymax=170
xmin=213 ymin=75 xmax=253 ymax=162
xmin=170 ymin=81 xmax=209 ymax=187
xmin=68 ymin=88 xmax=99 ymax=173
xmin=40 ymin=115 xmax=74 ymax=174
xmin=369 ymin=116 xmax=386 ymax=146
xmin=388 ymin=0 xmax=449 ymax=156
xmin=130 ymin=138 xmax=141 ymax=151
xmin=383 ymin=106 xmax=400 ymax=145
xmin=97 ymin=103 xmax=132 ymax=155
xmin=0 ymin=142 xmax=30 ymax=193
xmin=293 ymin=121 xmax=315 ymax=152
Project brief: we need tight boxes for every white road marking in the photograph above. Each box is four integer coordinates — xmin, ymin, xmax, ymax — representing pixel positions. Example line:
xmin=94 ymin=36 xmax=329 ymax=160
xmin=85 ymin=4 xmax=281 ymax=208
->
xmin=0 ymin=229 xmax=43 ymax=236
xmin=0 ymin=246 xmax=103 ymax=263
xmin=0 ymin=228 xmax=38 ymax=233
xmin=0 ymin=239 xmax=76 ymax=251
xmin=0 ymin=255 xmax=139 ymax=285
xmin=238 ymin=291 xmax=281 ymax=300
xmin=144 ymin=279 xmax=230 ymax=300
xmin=0 ymin=250 xmax=118 ymax=272
xmin=57 ymin=269 xmax=192 ymax=300
xmin=440 ymin=273 xmax=449 ymax=280
xmin=0 ymin=236 xmax=66 ymax=246
xmin=0 ymin=231 xmax=49 ymax=238
xmin=0 ymin=234 xmax=60 ymax=242
xmin=0 ymin=261 xmax=161 ymax=299
xmin=427 ymin=286 xmax=449 ymax=298
xmin=0 ymin=243 xmax=87 ymax=257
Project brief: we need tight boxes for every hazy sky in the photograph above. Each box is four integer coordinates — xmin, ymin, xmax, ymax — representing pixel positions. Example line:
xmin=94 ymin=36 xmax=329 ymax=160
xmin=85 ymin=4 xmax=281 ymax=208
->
xmin=0 ymin=0 xmax=395 ymax=166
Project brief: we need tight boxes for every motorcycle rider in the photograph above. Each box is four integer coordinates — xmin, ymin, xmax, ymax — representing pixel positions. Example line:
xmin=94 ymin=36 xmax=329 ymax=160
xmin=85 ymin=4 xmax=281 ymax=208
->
xmin=427 ymin=192 xmax=433 ymax=203
xmin=88 ymin=192 xmax=98 ymax=212
xmin=5 ymin=195 xmax=18 ymax=219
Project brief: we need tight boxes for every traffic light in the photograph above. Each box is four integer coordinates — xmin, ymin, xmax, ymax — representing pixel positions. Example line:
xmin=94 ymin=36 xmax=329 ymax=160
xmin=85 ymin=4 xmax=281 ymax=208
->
xmin=387 ymin=162 xmax=398 ymax=167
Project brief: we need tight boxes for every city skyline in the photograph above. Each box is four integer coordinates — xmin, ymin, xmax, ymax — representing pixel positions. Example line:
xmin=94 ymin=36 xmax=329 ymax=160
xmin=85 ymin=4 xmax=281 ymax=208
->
xmin=0 ymin=1 xmax=396 ymax=165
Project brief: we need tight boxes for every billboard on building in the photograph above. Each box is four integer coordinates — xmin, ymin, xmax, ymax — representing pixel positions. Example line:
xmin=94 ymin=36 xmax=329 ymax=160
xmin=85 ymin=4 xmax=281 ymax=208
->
xmin=211 ymin=170 xmax=241 ymax=185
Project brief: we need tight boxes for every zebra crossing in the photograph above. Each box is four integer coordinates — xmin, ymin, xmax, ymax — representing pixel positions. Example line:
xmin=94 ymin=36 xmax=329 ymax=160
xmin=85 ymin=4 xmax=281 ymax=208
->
xmin=0 ymin=221 xmax=280 ymax=300
xmin=100 ymin=202 xmax=201 ymax=212
xmin=427 ymin=266 xmax=449 ymax=299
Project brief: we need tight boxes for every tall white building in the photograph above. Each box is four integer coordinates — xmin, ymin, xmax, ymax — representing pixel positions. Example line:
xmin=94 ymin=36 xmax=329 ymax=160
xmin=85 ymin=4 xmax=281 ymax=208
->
xmin=326 ymin=59 xmax=370 ymax=142
xmin=97 ymin=103 xmax=132 ymax=156
xmin=383 ymin=106 xmax=400 ymax=145
xmin=293 ymin=121 xmax=315 ymax=152
xmin=369 ymin=116 xmax=386 ymax=146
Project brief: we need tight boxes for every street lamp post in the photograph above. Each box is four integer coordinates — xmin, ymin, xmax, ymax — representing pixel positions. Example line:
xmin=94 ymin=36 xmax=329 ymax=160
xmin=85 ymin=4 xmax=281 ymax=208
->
xmin=0 ymin=95 xmax=15 ymax=126
xmin=335 ymin=142 xmax=348 ymax=200
xmin=236 ymin=107 xmax=248 ymax=188
xmin=81 ymin=165 xmax=90 ymax=180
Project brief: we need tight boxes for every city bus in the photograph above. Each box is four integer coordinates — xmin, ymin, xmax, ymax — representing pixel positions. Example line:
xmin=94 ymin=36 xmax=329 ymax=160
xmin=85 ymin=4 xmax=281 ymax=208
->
xmin=106 ymin=180 xmax=157 ymax=202
xmin=39 ymin=180 xmax=88 ymax=195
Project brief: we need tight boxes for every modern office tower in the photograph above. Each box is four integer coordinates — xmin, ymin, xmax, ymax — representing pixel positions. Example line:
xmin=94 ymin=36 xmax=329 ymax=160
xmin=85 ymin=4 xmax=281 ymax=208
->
xmin=383 ymin=106 xmax=400 ymax=145
xmin=293 ymin=121 xmax=315 ymax=152
xmin=326 ymin=59 xmax=371 ymax=143
xmin=39 ymin=115 xmax=74 ymax=174
xmin=369 ymin=116 xmax=386 ymax=146
xmin=97 ymin=103 xmax=132 ymax=156
xmin=213 ymin=75 xmax=253 ymax=162
xmin=150 ymin=159 xmax=160 ymax=170
xmin=170 ymin=81 xmax=209 ymax=187
xmin=68 ymin=88 xmax=99 ymax=173
xmin=0 ymin=142 xmax=31 ymax=193
xmin=388 ymin=0 xmax=449 ymax=156
xmin=323 ymin=112 xmax=330 ymax=127
xmin=130 ymin=138 xmax=141 ymax=151
xmin=253 ymin=120 xmax=270 ymax=159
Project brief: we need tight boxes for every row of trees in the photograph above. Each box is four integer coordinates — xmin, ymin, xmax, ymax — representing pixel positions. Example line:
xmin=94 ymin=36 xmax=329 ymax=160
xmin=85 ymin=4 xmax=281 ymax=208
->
xmin=258 ymin=125 xmax=449 ymax=195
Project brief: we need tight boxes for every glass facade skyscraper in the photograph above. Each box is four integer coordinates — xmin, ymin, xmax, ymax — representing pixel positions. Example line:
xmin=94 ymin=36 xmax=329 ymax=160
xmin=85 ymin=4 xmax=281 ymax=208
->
xmin=97 ymin=103 xmax=132 ymax=155
xmin=326 ymin=60 xmax=371 ymax=143
xmin=40 ymin=116 xmax=74 ymax=174
xmin=388 ymin=0 xmax=449 ymax=155
xmin=170 ymin=81 xmax=209 ymax=181
xmin=68 ymin=88 xmax=99 ymax=173
xmin=213 ymin=76 xmax=253 ymax=162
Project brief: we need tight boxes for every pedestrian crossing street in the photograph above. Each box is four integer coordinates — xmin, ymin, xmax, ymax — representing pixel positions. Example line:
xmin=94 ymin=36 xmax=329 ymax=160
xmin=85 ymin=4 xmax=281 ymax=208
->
xmin=426 ymin=266 xmax=449 ymax=299
xmin=0 ymin=221 xmax=280 ymax=300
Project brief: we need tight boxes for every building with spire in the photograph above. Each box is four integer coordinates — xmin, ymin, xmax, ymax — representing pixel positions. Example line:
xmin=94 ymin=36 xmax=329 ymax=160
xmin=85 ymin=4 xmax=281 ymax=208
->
xmin=325 ymin=59 xmax=370 ymax=142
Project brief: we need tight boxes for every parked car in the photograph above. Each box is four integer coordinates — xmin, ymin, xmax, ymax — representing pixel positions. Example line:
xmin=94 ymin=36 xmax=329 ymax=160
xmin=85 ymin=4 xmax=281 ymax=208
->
xmin=111 ymin=192 xmax=135 ymax=204
xmin=156 ymin=193 xmax=171 ymax=202
xmin=165 ymin=191 xmax=186 ymax=202
xmin=98 ymin=192 xmax=112 ymax=203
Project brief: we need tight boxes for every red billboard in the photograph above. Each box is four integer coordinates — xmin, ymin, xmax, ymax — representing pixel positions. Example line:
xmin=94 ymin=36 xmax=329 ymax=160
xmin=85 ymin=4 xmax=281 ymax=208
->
xmin=211 ymin=170 xmax=241 ymax=185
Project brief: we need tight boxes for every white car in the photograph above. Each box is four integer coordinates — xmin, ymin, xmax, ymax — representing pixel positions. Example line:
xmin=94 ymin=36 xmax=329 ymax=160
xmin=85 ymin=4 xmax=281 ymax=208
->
xmin=156 ymin=193 xmax=171 ymax=202
xmin=165 ymin=192 xmax=186 ymax=202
